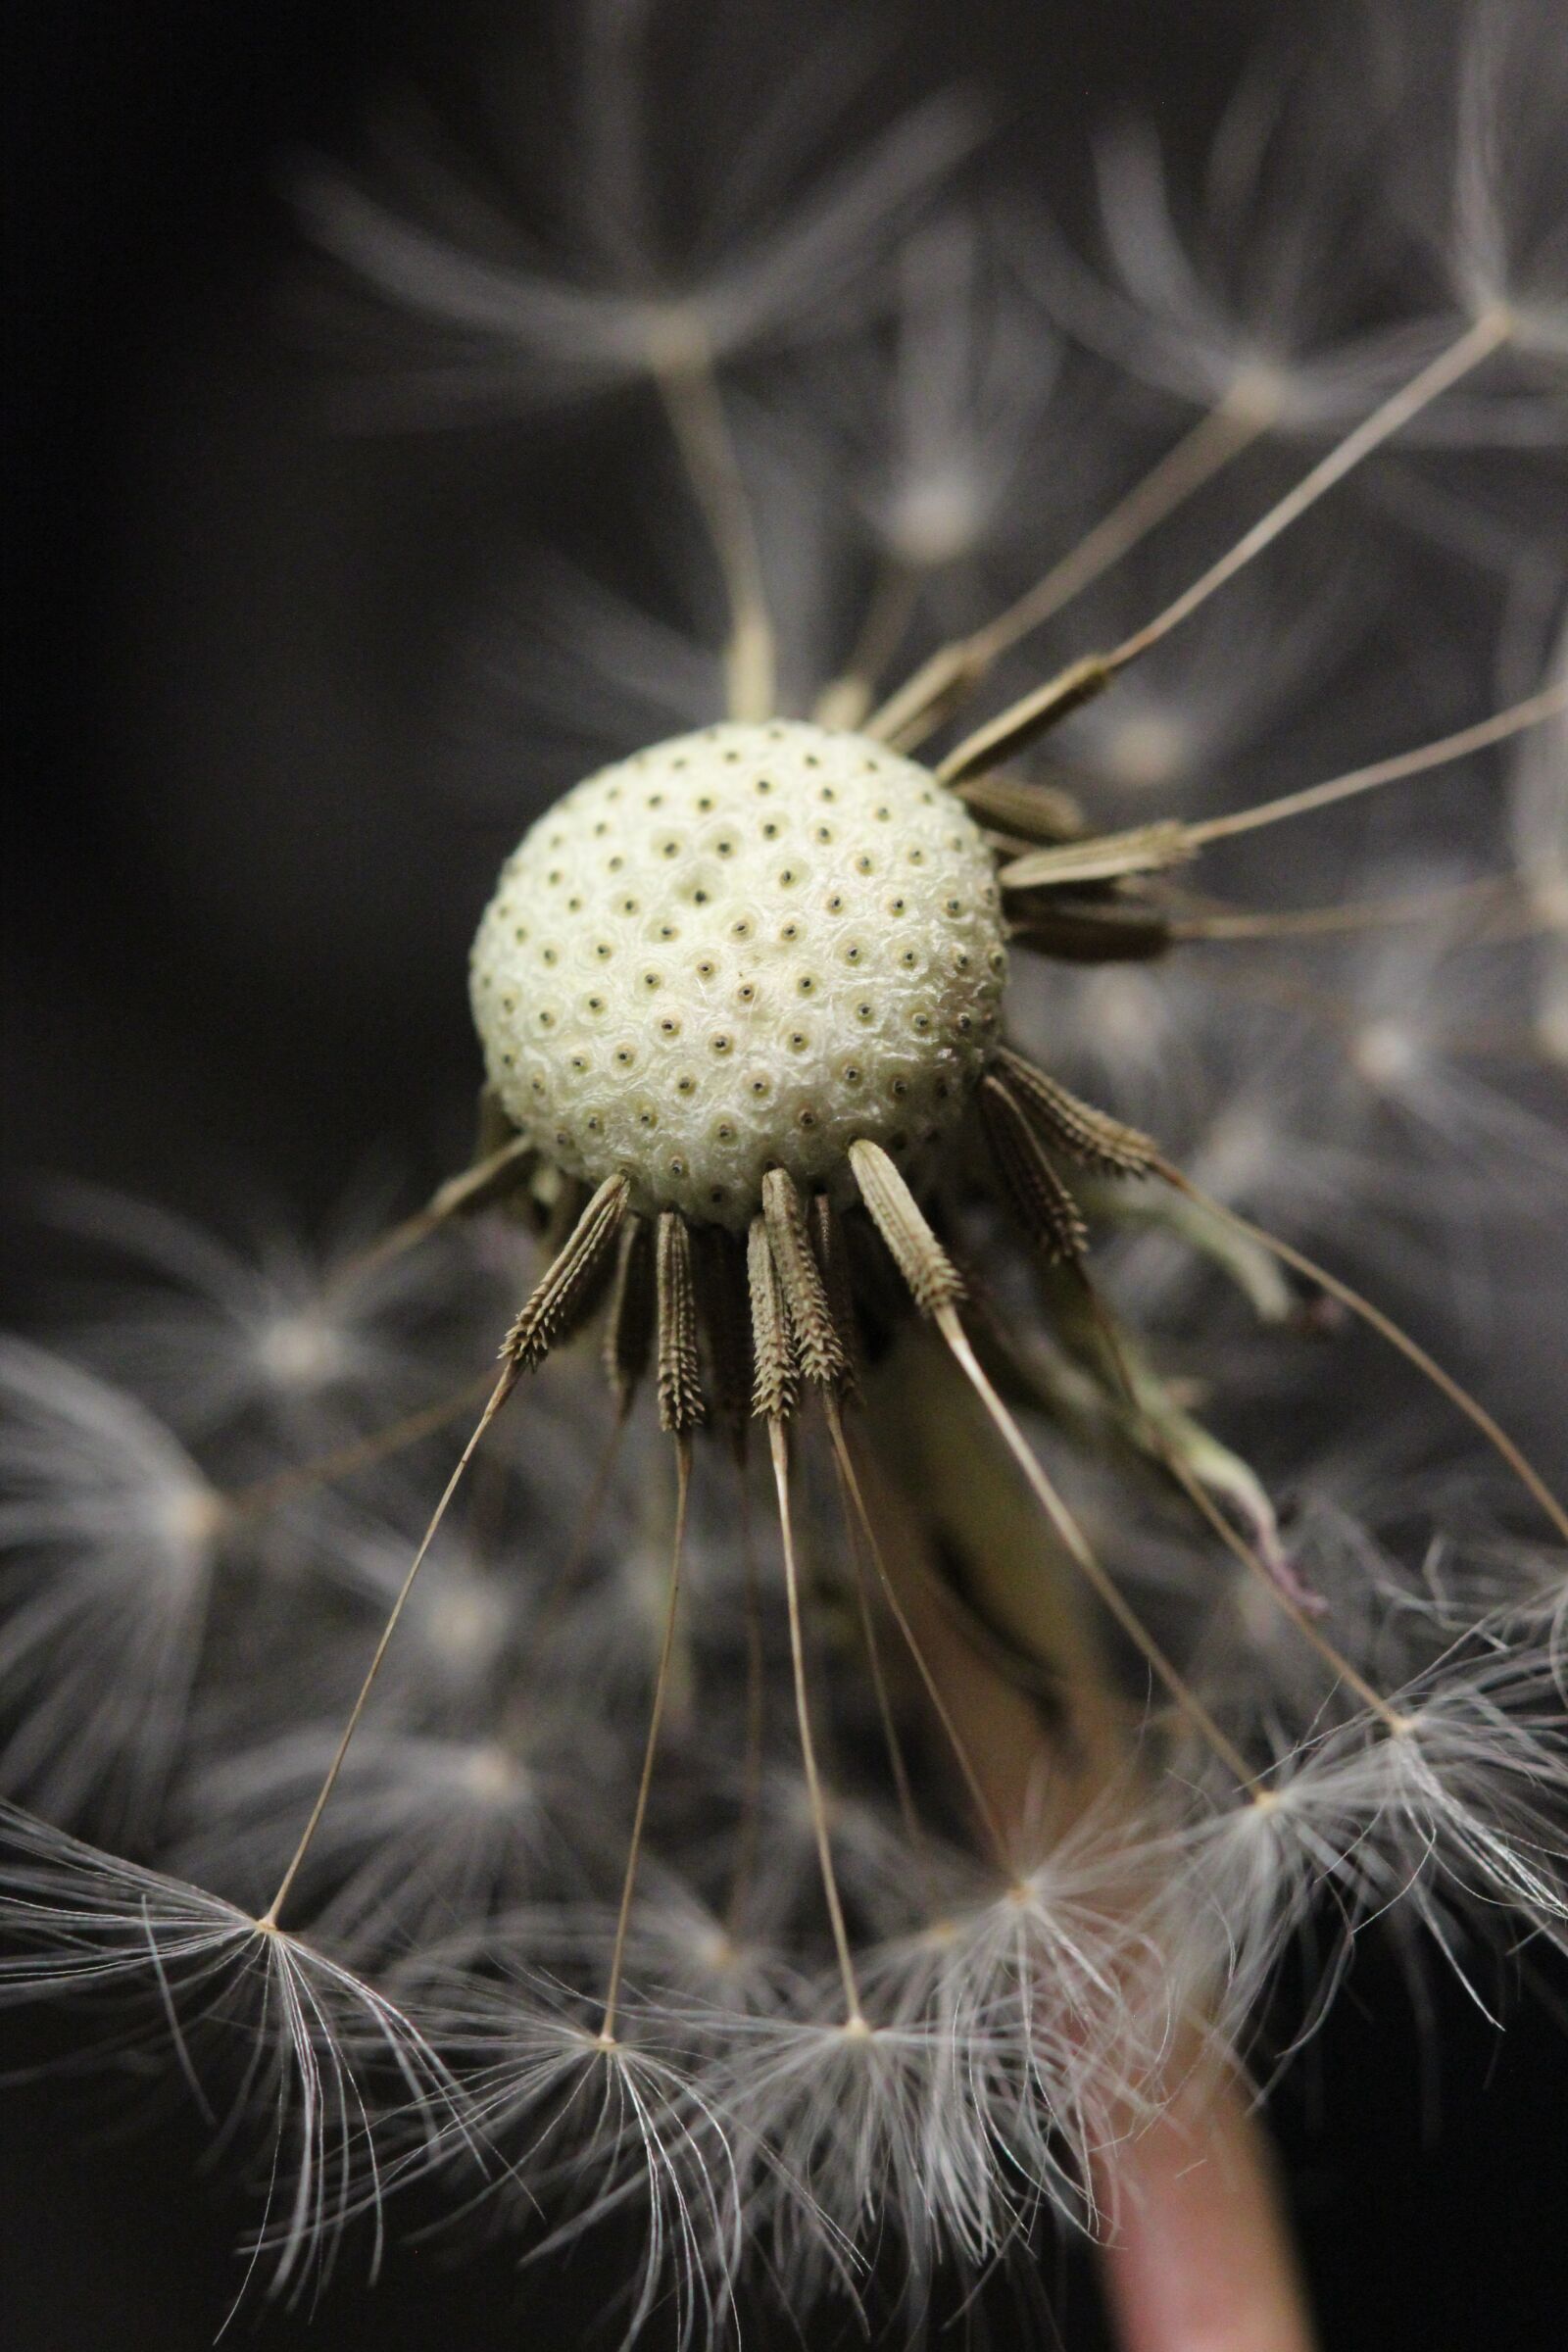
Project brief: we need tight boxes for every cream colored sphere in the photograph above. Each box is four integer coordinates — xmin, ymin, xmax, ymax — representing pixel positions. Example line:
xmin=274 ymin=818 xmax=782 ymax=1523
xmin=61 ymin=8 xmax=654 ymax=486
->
xmin=469 ymin=721 xmax=1006 ymax=1226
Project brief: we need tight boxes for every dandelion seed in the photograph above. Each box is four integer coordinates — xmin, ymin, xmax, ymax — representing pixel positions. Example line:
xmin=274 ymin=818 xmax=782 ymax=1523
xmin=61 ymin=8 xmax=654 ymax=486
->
xmin=40 ymin=1181 xmax=472 ymax=1440
xmin=299 ymin=7 xmax=977 ymax=422
xmin=0 ymin=1803 xmax=460 ymax=2297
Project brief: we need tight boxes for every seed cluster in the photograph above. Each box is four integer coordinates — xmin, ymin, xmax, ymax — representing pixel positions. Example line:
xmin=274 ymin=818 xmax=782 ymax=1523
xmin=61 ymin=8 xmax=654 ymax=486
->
xmin=470 ymin=720 xmax=1006 ymax=1225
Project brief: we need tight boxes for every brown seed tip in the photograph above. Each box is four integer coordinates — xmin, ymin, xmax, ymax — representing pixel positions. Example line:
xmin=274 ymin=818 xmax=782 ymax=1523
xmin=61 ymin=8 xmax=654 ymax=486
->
xmin=848 ymin=1139 xmax=965 ymax=1317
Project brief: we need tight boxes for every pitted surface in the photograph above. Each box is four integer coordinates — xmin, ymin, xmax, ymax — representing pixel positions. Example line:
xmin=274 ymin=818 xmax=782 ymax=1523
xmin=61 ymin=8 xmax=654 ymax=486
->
xmin=470 ymin=720 xmax=1006 ymax=1225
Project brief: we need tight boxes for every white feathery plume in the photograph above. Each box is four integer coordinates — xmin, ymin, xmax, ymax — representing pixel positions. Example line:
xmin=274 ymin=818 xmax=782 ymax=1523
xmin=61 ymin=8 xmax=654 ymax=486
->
xmin=1444 ymin=0 xmax=1568 ymax=364
xmin=1508 ymin=612 xmax=1568 ymax=1063
xmin=331 ymin=1513 xmax=522 ymax=1716
xmin=420 ymin=1963 xmax=742 ymax=2350
xmin=171 ymin=1721 xmax=594 ymax=1959
xmin=0 ymin=1802 xmax=461 ymax=2299
xmin=1171 ymin=1654 xmax=1568 ymax=2054
xmin=40 ymin=1181 xmax=472 ymax=1441
xmin=0 ymin=1341 xmax=226 ymax=1830
xmin=854 ymin=210 xmax=1063 ymax=576
xmin=298 ymin=3 xmax=978 ymax=423
xmin=707 ymin=2001 xmax=1014 ymax=2306
xmin=1016 ymin=20 xmax=1565 ymax=445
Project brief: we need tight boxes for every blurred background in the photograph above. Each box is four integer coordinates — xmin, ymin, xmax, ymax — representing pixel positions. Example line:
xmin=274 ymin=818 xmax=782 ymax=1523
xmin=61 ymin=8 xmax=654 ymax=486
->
xmin=6 ymin=1 xmax=1566 ymax=2344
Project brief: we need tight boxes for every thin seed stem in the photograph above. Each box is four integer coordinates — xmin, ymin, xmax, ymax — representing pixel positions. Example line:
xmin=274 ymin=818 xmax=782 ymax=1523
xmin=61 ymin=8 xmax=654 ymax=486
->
xmin=261 ymin=1358 xmax=520 ymax=1929
xmin=1154 ymin=1168 xmax=1568 ymax=1549
xmin=925 ymin=311 xmax=1514 ymax=785
xmin=601 ymin=1435 xmax=693 ymax=2043
xmin=867 ymin=387 xmax=1275 ymax=748
xmin=976 ymin=392 xmax=1279 ymax=664
xmin=1170 ymin=875 xmax=1518 ymax=942
xmin=1185 ymin=682 xmax=1567 ymax=847
xmin=227 ymin=1372 xmax=498 ymax=1520
xmin=1102 ymin=310 xmax=1512 ymax=679
xmin=1163 ymin=1436 xmax=1409 ymax=1733
xmin=825 ymin=1396 xmax=1011 ymax=1867
xmin=830 ymin=1432 xmax=931 ymax=1869
xmin=1071 ymin=1271 xmax=1405 ymax=1731
xmin=329 ymin=1137 xmax=534 ymax=1289
xmin=723 ymin=1467 xmax=767 ymax=1938
xmin=770 ymin=1418 xmax=864 ymax=2025
xmin=933 ymin=1307 xmax=1256 ymax=1788
xmin=513 ymin=1404 xmax=630 ymax=1713
xmin=653 ymin=338 xmax=775 ymax=722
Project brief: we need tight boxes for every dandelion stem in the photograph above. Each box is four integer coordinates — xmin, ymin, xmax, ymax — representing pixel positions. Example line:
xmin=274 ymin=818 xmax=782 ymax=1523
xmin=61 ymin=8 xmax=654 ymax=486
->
xmin=260 ymin=1358 xmax=520 ymax=1930
xmin=653 ymin=339 xmax=775 ymax=721
xmin=1184 ymin=681 xmax=1568 ymax=847
xmin=1155 ymin=1167 xmax=1568 ymax=1548
xmin=770 ymin=1417 xmax=864 ymax=2025
xmin=601 ymin=1434 xmax=693 ymax=2043
xmin=1097 ymin=2059 xmax=1318 ymax=2352
xmin=933 ymin=1307 xmax=1256 ymax=1788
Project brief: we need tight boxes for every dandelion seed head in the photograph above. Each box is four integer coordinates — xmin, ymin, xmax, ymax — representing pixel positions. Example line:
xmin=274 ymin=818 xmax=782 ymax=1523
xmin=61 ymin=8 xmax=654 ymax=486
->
xmin=470 ymin=720 xmax=1004 ymax=1224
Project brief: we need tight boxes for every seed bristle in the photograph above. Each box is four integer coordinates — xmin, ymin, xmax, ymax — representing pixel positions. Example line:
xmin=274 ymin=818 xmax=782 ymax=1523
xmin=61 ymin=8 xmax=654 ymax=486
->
xmin=655 ymin=1211 xmax=706 ymax=1435
xmin=762 ymin=1168 xmax=849 ymax=1393
xmin=956 ymin=773 xmax=1086 ymax=845
xmin=1004 ymin=893 xmax=1173 ymax=963
xmin=998 ymin=819 xmax=1194 ymax=894
xmin=977 ymin=1075 xmax=1089 ymax=1262
xmin=504 ymin=1174 xmax=630 ymax=1371
xmin=747 ymin=1212 xmax=800 ymax=1423
xmin=993 ymin=1046 xmax=1161 ymax=1177
xmin=810 ymin=1193 xmax=862 ymax=1401
xmin=602 ymin=1213 xmax=655 ymax=1407
xmin=934 ymin=655 xmax=1113 ymax=787
xmin=848 ymin=1139 xmax=965 ymax=1317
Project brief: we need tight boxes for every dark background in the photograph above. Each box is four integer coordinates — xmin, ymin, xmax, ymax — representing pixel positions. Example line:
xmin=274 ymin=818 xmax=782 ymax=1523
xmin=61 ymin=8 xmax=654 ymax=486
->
xmin=5 ymin=3 xmax=1566 ymax=2345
